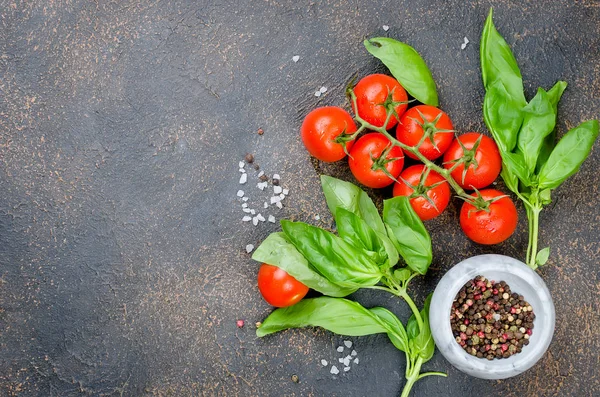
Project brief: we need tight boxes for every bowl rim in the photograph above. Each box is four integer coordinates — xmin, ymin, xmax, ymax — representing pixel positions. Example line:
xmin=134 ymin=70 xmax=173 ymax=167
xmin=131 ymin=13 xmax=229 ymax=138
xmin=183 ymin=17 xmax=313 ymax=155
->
xmin=429 ymin=254 xmax=555 ymax=379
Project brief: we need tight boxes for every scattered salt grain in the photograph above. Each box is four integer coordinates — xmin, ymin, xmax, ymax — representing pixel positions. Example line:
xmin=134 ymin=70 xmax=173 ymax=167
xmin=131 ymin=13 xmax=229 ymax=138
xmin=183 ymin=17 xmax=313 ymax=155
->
xmin=239 ymin=168 xmax=246 ymax=173
xmin=315 ymin=214 xmax=321 ymax=221
xmin=315 ymin=91 xmax=322 ymax=97
xmin=242 ymin=197 xmax=249 ymax=202
xmin=263 ymin=202 xmax=269 ymax=209
xmin=238 ymin=161 xmax=245 ymax=168
xmin=268 ymin=215 xmax=276 ymax=223
xmin=343 ymin=357 xmax=350 ymax=366
xmin=276 ymin=202 xmax=283 ymax=209
xmin=283 ymin=188 xmax=289 ymax=195
xmin=270 ymin=196 xmax=281 ymax=204
xmin=292 ymin=55 xmax=300 ymax=62
xmin=338 ymin=358 xmax=344 ymax=363
xmin=336 ymin=346 xmax=344 ymax=353
xmin=321 ymin=359 xmax=328 ymax=366
xmin=274 ymin=186 xmax=283 ymax=194
xmin=257 ymin=182 xmax=268 ymax=190
xmin=461 ymin=36 xmax=470 ymax=50
xmin=258 ymin=170 xmax=265 ymax=177
xmin=250 ymin=209 xmax=256 ymax=215
xmin=246 ymin=244 xmax=254 ymax=253
xmin=257 ymin=214 xmax=265 ymax=222
xmin=242 ymin=203 xmax=248 ymax=208
xmin=239 ymin=173 xmax=247 ymax=184
xmin=351 ymin=350 xmax=357 ymax=357
xmin=344 ymin=367 xmax=351 ymax=372
xmin=237 ymin=190 xmax=244 ymax=197
xmin=344 ymin=340 xmax=353 ymax=348
xmin=242 ymin=216 xmax=252 ymax=222
xmin=354 ymin=358 xmax=359 ymax=365
xmin=493 ymin=313 xmax=501 ymax=321
xmin=252 ymin=217 xmax=259 ymax=226
xmin=243 ymin=208 xmax=251 ymax=213
xmin=383 ymin=25 xmax=390 ymax=31
xmin=319 ymin=86 xmax=327 ymax=94
xmin=330 ymin=365 xmax=339 ymax=375
xmin=273 ymin=174 xmax=281 ymax=180
xmin=279 ymin=193 xmax=285 ymax=200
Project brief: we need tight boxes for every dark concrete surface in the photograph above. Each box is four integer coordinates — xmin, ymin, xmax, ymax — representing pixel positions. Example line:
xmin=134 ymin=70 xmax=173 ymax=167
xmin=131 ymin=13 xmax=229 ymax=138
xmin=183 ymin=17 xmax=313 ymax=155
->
xmin=1 ymin=1 xmax=599 ymax=396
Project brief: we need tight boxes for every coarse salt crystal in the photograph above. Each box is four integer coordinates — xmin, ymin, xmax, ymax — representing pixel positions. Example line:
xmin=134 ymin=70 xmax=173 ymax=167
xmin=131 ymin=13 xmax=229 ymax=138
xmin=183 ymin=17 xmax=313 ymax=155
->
xmin=383 ymin=25 xmax=390 ymax=31
xmin=343 ymin=357 xmax=350 ymax=366
xmin=270 ymin=196 xmax=281 ymax=204
xmin=242 ymin=216 xmax=252 ymax=222
xmin=242 ymin=197 xmax=249 ymax=202
xmin=354 ymin=358 xmax=359 ymax=365
xmin=336 ymin=346 xmax=344 ymax=353
xmin=252 ymin=217 xmax=258 ymax=226
xmin=351 ymin=350 xmax=357 ymax=357
xmin=257 ymin=170 xmax=264 ymax=177
xmin=292 ymin=55 xmax=300 ymax=62
xmin=344 ymin=367 xmax=350 ymax=372
xmin=250 ymin=209 xmax=256 ymax=215
xmin=330 ymin=365 xmax=339 ymax=375
xmin=245 ymin=244 xmax=254 ymax=253
xmin=315 ymin=214 xmax=321 ymax=220
xmin=315 ymin=91 xmax=322 ymax=97
xmin=257 ymin=214 xmax=265 ymax=222
xmin=279 ymin=193 xmax=285 ymax=200
xmin=264 ymin=202 xmax=268 ymax=209
xmin=274 ymin=186 xmax=283 ymax=194
xmin=319 ymin=86 xmax=327 ymax=93
xmin=268 ymin=215 xmax=276 ymax=223
xmin=273 ymin=174 xmax=281 ymax=180
xmin=344 ymin=341 xmax=352 ymax=348
xmin=461 ymin=36 xmax=470 ymax=50
xmin=276 ymin=202 xmax=283 ymax=209
xmin=238 ymin=161 xmax=245 ymax=168
xmin=282 ymin=188 xmax=289 ymax=195
xmin=239 ymin=168 xmax=246 ymax=173
xmin=243 ymin=208 xmax=251 ymax=213
xmin=242 ymin=203 xmax=248 ymax=208
xmin=338 ymin=358 xmax=344 ymax=363
xmin=239 ymin=173 xmax=247 ymax=184
xmin=237 ymin=190 xmax=244 ymax=197
xmin=257 ymin=182 xmax=267 ymax=190
xmin=321 ymin=359 xmax=328 ymax=366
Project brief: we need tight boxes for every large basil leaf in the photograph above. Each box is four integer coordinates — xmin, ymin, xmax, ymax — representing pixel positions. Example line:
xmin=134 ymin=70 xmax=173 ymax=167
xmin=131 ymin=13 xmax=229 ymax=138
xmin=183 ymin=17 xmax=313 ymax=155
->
xmin=252 ymin=233 xmax=356 ymax=297
xmin=369 ymin=307 xmax=409 ymax=353
xmin=281 ymin=220 xmax=382 ymax=288
xmin=516 ymin=88 xmax=556 ymax=173
xmin=538 ymin=120 xmax=599 ymax=189
xmin=536 ymin=81 xmax=568 ymax=172
xmin=480 ymin=9 xmax=527 ymax=153
xmin=321 ymin=175 xmax=386 ymax=235
xmin=335 ymin=208 xmax=398 ymax=269
xmin=382 ymin=197 xmax=432 ymax=275
xmin=256 ymin=297 xmax=390 ymax=337
xmin=364 ymin=37 xmax=438 ymax=106
xmin=406 ymin=294 xmax=434 ymax=361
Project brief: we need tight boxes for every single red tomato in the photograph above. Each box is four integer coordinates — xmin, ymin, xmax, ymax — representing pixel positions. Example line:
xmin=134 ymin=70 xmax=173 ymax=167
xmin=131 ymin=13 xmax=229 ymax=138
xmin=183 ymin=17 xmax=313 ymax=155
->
xmin=396 ymin=105 xmax=454 ymax=160
xmin=301 ymin=106 xmax=357 ymax=162
xmin=352 ymin=74 xmax=408 ymax=129
xmin=459 ymin=189 xmax=518 ymax=245
xmin=392 ymin=165 xmax=451 ymax=221
xmin=348 ymin=133 xmax=404 ymax=188
xmin=257 ymin=264 xmax=309 ymax=307
xmin=443 ymin=132 xmax=502 ymax=190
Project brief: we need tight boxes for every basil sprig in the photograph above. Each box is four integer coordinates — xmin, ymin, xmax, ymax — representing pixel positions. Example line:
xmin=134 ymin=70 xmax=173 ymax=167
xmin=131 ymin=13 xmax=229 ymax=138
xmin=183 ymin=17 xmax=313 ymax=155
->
xmin=254 ymin=176 xmax=445 ymax=396
xmin=481 ymin=8 xmax=599 ymax=269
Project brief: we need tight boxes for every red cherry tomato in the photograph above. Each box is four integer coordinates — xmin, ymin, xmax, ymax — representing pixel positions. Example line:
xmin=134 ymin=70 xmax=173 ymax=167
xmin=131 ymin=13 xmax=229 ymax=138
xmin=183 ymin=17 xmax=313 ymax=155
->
xmin=301 ymin=106 xmax=357 ymax=162
xmin=459 ymin=189 xmax=518 ymax=245
xmin=443 ymin=132 xmax=502 ymax=190
xmin=348 ymin=133 xmax=404 ymax=188
xmin=393 ymin=165 xmax=451 ymax=221
xmin=258 ymin=264 xmax=309 ymax=308
xmin=396 ymin=105 xmax=454 ymax=160
xmin=352 ymin=74 xmax=408 ymax=129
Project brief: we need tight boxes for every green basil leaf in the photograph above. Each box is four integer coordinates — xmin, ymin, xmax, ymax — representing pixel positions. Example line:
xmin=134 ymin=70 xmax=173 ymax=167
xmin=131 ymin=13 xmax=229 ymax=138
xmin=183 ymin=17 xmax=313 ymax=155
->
xmin=256 ymin=297 xmax=390 ymax=337
xmin=539 ymin=188 xmax=552 ymax=205
xmin=252 ymin=233 xmax=356 ymax=297
xmin=537 ymin=81 xmax=568 ymax=172
xmin=406 ymin=294 xmax=434 ymax=361
xmin=383 ymin=196 xmax=432 ymax=275
xmin=500 ymin=166 xmax=519 ymax=194
xmin=369 ymin=307 xmax=409 ymax=353
xmin=516 ymin=88 xmax=556 ymax=173
xmin=281 ymin=220 xmax=382 ymax=288
xmin=364 ymin=37 xmax=438 ymax=106
xmin=393 ymin=268 xmax=413 ymax=284
xmin=538 ymin=120 xmax=599 ymax=189
xmin=502 ymin=152 xmax=531 ymax=187
xmin=481 ymin=9 xmax=527 ymax=153
xmin=536 ymin=247 xmax=550 ymax=266
xmin=320 ymin=175 xmax=385 ymax=235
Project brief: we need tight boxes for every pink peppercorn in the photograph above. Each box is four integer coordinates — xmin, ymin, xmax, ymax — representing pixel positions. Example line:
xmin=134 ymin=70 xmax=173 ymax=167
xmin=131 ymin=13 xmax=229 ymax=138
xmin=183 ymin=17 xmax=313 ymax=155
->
xmin=236 ymin=320 xmax=245 ymax=328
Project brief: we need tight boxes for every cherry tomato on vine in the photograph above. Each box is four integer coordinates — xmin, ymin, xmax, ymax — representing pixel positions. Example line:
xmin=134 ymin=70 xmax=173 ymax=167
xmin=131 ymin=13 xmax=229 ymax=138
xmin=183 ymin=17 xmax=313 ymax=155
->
xmin=392 ymin=165 xmax=451 ymax=221
xmin=348 ymin=133 xmax=404 ymax=188
xmin=459 ymin=189 xmax=518 ymax=245
xmin=395 ymin=105 xmax=454 ymax=160
xmin=301 ymin=106 xmax=357 ymax=162
xmin=443 ymin=132 xmax=502 ymax=190
xmin=352 ymin=74 xmax=408 ymax=129
xmin=257 ymin=264 xmax=309 ymax=307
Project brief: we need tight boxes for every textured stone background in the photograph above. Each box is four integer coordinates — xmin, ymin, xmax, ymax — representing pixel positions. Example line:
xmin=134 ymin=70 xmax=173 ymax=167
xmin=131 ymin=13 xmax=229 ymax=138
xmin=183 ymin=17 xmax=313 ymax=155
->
xmin=0 ymin=1 xmax=598 ymax=396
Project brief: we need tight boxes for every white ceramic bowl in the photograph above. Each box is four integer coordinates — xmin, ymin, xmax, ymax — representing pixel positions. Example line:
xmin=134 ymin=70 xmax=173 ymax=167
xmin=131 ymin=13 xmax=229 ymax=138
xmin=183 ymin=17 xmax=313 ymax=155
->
xmin=429 ymin=254 xmax=555 ymax=379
